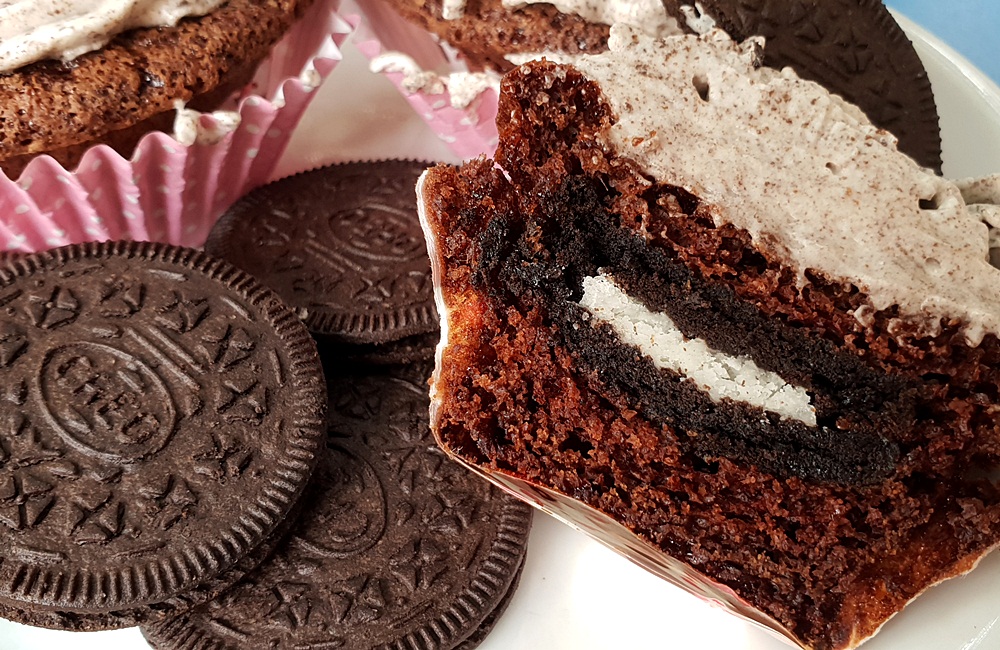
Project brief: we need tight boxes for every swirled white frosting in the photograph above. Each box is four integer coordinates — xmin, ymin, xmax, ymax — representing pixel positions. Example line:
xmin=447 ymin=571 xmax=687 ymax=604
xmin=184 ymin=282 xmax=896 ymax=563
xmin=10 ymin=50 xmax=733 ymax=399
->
xmin=370 ymin=51 xmax=501 ymax=110
xmin=571 ymin=25 xmax=1000 ymax=344
xmin=0 ymin=0 xmax=225 ymax=73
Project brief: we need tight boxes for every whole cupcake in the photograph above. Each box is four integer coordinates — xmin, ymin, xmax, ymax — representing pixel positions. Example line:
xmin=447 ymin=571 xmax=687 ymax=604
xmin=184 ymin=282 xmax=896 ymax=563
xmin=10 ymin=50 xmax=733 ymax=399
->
xmin=0 ymin=0 xmax=315 ymax=177
xmin=0 ymin=0 xmax=353 ymax=254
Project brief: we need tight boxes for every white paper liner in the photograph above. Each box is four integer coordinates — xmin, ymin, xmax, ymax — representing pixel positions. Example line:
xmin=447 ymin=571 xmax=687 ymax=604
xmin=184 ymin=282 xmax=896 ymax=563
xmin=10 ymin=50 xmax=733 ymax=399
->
xmin=0 ymin=0 xmax=355 ymax=253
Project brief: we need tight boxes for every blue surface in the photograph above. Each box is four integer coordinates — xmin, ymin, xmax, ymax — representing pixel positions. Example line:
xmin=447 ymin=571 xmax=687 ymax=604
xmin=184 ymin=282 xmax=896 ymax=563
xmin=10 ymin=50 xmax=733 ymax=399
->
xmin=887 ymin=0 xmax=1000 ymax=83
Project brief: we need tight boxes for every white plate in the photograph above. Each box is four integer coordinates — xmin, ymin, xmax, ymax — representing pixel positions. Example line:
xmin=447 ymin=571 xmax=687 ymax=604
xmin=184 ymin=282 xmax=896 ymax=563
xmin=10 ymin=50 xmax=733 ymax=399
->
xmin=3 ymin=14 xmax=1000 ymax=650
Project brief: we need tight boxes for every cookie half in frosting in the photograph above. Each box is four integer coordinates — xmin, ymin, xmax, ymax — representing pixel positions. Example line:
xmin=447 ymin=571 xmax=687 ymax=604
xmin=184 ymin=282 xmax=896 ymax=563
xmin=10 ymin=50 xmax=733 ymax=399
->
xmin=417 ymin=25 xmax=1000 ymax=650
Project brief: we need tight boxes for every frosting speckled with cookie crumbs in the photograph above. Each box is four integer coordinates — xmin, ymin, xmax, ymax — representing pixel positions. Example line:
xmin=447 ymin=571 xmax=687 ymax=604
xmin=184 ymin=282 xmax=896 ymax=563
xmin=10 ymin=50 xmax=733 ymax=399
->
xmin=0 ymin=0 xmax=226 ymax=72
xmin=370 ymin=52 xmax=501 ymax=109
xmin=571 ymin=25 xmax=1000 ymax=344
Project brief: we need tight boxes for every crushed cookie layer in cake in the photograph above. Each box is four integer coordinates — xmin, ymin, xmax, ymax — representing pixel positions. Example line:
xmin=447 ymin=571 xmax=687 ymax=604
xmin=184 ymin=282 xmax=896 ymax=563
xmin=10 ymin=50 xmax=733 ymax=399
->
xmin=417 ymin=26 xmax=1000 ymax=650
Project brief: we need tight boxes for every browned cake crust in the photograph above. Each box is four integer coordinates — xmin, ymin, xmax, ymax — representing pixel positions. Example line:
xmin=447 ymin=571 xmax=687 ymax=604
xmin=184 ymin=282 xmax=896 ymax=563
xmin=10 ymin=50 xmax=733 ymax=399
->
xmin=375 ymin=0 xmax=610 ymax=71
xmin=0 ymin=0 xmax=315 ymax=176
xmin=421 ymin=61 xmax=1000 ymax=650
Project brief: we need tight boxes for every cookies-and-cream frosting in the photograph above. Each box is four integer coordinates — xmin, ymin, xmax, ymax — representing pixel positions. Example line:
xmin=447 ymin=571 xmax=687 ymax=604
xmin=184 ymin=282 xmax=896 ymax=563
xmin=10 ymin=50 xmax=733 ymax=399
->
xmin=571 ymin=25 xmax=1000 ymax=344
xmin=0 ymin=0 xmax=225 ymax=72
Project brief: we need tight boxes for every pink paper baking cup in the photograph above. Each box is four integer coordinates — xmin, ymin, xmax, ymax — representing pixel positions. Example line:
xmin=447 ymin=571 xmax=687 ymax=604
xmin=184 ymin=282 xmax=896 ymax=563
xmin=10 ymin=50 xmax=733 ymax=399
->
xmin=0 ymin=0 xmax=355 ymax=254
xmin=352 ymin=0 xmax=501 ymax=160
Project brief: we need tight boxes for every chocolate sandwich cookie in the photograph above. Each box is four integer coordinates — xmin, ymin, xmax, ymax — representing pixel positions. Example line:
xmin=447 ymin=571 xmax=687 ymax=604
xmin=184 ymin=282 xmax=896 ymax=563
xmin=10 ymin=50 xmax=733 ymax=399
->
xmin=352 ymin=330 xmax=438 ymax=364
xmin=206 ymin=160 xmax=439 ymax=346
xmin=142 ymin=360 xmax=533 ymax=650
xmin=318 ymin=330 xmax=439 ymax=366
xmin=663 ymin=0 xmax=942 ymax=171
xmin=0 ymin=241 xmax=326 ymax=630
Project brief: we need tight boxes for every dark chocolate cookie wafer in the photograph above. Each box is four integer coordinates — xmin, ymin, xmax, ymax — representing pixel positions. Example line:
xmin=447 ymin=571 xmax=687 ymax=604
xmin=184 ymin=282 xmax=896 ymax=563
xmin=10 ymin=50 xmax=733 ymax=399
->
xmin=663 ymin=0 xmax=942 ymax=171
xmin=142 ymin=361 xmax=532 ymax=650
xmin=206 ymin=160 xmax=439 ymax=345
xmin=454 ymin=556 xmax=525 ymax=650
xmin=319 ymin=330 xmax=439 ymax=366
xmin=0 ymin=241 xmax=326 ymax=630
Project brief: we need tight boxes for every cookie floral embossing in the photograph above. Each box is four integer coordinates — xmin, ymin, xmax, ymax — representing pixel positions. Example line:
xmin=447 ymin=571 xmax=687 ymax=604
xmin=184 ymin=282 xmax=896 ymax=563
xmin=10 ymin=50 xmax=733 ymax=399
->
xmin=139 ymin=474 xmax=198 ymax=531
xmin=193 ymin=433 xmax=254 ymax=482
xmin=264 ymin=581 xmax=317 ymax=630
xmin=97 ymin=278 xmax=145 ymax=318
xmin=156 ymin=291 xmax=209 ymax=334
xmin=0 ymin=413 xmax=80 ymax=535
xmin=199 ymin=323 xmax=257 ymax=370
xmin=0 ymin=472 xmax=54 ymax=531
xmin=65 ymin=486 xmax=124 ymax=545
xmin=0 ymin=322 xmax=28 ymax=368
xmin=389 ymin=537 xmax=448 ymax=593
xmin=328 ymin=574 xmax=386 ymax=625
xmin=214 ymin=377 xmax=269 ymax=425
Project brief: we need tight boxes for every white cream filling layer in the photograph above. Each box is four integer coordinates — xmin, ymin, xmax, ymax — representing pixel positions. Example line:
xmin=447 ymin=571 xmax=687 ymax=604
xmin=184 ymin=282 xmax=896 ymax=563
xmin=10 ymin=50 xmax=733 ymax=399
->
xmin=579 ymin=275 xmax=817 ymax=425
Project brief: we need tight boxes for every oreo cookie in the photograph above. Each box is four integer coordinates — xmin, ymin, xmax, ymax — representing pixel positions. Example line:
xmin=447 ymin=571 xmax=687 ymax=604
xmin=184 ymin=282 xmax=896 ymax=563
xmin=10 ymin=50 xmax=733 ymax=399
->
xmin=319 ymin=330 xmax=439 ymax=366
xmin=664 ymin=0 xmax=943 ymax=171
xmin=0 ymin=241 xmax=326 ymax=630
xmin=142 ymin=361 xmax=532 ymax=650
xmin=206 ymin=160 xmax=439 ymax=345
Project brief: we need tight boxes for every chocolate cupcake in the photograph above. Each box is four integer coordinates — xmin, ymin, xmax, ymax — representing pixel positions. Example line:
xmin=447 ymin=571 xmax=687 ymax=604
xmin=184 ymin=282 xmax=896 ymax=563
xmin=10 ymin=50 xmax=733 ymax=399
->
xmin=0 ymin=0 xmax=353 ymax=257
xmin=0 ymin=0 xmax=314 ymax=177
